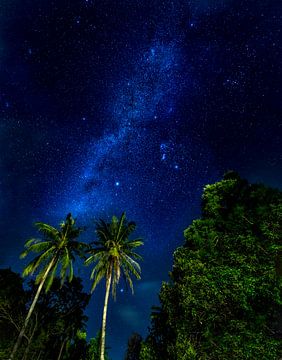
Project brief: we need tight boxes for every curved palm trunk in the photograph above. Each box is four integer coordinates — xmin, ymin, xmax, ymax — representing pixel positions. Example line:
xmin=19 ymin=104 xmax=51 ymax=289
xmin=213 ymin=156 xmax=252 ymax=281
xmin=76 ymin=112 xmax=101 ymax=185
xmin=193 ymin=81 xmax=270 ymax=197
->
xmin=100 ymin=271 xmax=112 ymax=360
xmin=9 ymin=257 xmax=56 ymax=360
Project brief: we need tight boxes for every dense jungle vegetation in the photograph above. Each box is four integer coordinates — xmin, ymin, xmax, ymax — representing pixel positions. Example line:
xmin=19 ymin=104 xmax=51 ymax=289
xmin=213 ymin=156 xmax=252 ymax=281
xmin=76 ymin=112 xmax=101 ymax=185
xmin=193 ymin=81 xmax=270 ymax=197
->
xmin=1 ymin=173 xmax=281 ymax=359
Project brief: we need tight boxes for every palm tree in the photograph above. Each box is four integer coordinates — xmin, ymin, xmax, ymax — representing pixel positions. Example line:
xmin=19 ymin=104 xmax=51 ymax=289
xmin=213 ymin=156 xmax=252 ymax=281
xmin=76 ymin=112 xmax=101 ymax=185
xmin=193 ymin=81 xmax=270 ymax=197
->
xmin=85 ymin=212 xmax=143 ymax=360
xmin=9 ymin=213 xmax=88 ymax=360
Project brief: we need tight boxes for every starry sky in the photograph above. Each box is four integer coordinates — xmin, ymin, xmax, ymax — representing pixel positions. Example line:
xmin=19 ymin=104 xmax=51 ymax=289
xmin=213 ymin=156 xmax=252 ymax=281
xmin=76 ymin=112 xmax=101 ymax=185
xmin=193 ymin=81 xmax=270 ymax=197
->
xmin=0 ymin=0 xmax=281 ymax=358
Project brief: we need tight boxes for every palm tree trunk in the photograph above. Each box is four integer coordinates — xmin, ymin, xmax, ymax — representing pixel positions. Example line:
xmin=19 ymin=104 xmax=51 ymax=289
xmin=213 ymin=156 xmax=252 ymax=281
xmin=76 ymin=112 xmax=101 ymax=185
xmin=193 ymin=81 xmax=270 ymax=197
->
xmin=9 ymin=257 xmax=56 ymax=360
xmin=100 ymin=270 xmax=112 ymax=360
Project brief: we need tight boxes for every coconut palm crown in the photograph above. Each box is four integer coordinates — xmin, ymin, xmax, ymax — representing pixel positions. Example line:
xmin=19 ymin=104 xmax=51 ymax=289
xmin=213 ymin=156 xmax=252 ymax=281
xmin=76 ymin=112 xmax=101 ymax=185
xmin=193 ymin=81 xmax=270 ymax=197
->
xmin=20 ymin=213 xmax=87 ymax=291
xmin=85 ymin=212 xmax=143 ymax=297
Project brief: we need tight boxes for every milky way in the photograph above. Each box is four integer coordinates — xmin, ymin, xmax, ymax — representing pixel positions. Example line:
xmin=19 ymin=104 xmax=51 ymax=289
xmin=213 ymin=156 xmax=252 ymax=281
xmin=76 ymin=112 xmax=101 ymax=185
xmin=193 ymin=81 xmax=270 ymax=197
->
xmin=0 ymin=0 xmax=281 ymax=358
xmin=47 ymin=29 xmax=216 ymax=255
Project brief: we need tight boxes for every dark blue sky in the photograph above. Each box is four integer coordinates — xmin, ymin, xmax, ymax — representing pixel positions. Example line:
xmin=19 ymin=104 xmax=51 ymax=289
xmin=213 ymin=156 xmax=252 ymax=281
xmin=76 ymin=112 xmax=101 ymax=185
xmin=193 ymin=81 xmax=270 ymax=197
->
xmin=0 ymin=0 xmax=281 ymax=358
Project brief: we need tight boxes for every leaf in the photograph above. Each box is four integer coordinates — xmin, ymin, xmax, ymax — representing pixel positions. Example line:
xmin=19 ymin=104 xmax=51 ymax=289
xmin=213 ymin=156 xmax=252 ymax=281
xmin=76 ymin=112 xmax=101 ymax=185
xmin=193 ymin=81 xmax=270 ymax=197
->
xmin=45 ymin=261 xmax=58 ymax=292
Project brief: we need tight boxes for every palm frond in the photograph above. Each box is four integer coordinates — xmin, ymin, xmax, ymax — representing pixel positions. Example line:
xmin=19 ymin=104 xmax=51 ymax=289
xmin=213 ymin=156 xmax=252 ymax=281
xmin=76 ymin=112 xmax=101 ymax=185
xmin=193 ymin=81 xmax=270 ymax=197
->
xmin=111 ymin=215 xmax=119 ymax=234
xmin=23 ymin=238 xmax=40 ymax=248
xmin=124 ymin=250 xmax=143 ymax=261
xmin=22 ymin=246 xmax=55 ymax=277
xmin=116 ymin=212 xmax=126 ymax=242
xmin=45 ymin=261 xmax=58 ymax=292
xmin=96 ymin=219 xmax=111 ymax=241
xmin=111 ymin=258 xmax=121 ymax=299
xmin=22 ymin=254 xmax=43 ymax=277
xmin=121 ymin=255 xmax=141 ymax=280
xmin=85 ymin=250 xmax=106 ymax=266
xmin=90 ymin=268 xmax=107 ymax=293
xmin=20 ymin=241 xmax=53 ymax=257
xmin=70 ymin=240 xmax=91 ymax=257
xmin=111 ymin=276 xmax=118 ymax=299
xmin=90 ymin=258 xmax=108 ymax=280
xmin=34 ymin=222 xmax=59 ymax=240
xmin=68 ymin=259 xmax=74 ymax=282
xmin=122 ymin=267 xmax=134 ymax=294
xmin=35 ymin=261 xmax=51 ymax=285
xmin=126 ymin=238 xmax=143 ymax=247
xmin=122 ymin=253 xmax=141 ymax=274
xmin=60 ymin=248 xmax=71 ymax=285
xmin=119 ymin=221 xmax=136 ymax=241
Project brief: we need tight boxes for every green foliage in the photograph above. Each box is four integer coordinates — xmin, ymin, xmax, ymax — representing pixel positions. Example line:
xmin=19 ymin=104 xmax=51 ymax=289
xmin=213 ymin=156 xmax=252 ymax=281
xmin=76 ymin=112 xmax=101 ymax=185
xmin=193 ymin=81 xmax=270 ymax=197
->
xmin=0 ymin=269 xmax=27 ymax=359
xmin=21 ymin=213 xmax=88 ymax=292
xmin=139 ymin=342 xmax=157 ymax=360
xmin=85 ymin=212 xmax=143 ymax=298
xmin=125 ymin=332 xmax=143 ymax=360
xmin=0 ymin=270 xmax=90 ymax=360
xmin=86 ymin=336 xmax=100 ymax=360
xmin=84 ymin=331 xmax=110 ymax=360
xmin=144 ymin=174 xmax=282 ymax=359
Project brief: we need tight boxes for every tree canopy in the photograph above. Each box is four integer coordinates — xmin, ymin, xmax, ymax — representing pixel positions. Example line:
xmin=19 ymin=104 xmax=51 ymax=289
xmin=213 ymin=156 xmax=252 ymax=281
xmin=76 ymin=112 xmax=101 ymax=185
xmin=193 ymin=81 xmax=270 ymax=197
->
xmin=140 ymin=173 xmax=282 ymax=359
xmin=0 ymin=269 xmax=94 ymax=360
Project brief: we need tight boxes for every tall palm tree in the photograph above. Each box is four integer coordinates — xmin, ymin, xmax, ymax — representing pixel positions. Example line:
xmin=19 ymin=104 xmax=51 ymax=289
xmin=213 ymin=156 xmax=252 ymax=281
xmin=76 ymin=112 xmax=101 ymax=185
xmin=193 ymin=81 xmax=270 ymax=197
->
xmin=85 ymin=212 xmax=143 ymax=360
xmin=9 ymin=213 xmax=88 ymax=360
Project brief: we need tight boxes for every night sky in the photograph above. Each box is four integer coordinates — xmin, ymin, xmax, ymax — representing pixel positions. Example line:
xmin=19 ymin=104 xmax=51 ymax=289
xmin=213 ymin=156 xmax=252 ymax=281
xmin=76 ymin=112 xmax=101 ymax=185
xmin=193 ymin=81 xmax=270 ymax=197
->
xmin=1 ymin=0 xmax=281 ymax=358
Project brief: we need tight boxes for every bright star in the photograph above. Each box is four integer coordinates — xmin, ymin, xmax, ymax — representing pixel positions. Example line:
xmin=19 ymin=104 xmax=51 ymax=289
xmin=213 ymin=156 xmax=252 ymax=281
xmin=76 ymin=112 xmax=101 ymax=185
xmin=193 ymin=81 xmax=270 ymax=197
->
xmin=115 ymin=181 xmax=120 ymax=186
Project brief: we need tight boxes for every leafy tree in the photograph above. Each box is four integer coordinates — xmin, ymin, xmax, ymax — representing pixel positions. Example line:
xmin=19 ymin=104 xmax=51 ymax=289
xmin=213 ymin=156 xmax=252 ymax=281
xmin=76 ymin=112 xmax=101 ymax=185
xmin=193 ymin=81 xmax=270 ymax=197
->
xmin=142 ymin=173 xmax=282 ymax=359
xmin=85 ymin=212 xmax=143 ymax=360
xmin=0 ymin=269 xmax=27 ymax=359
xmin=0 ymin=269 xmax=90 ymax=360
xmin=86 ymin=333 xmax=100 ymax=360
xmin=9 ymin=213 xmax=88 ymax=360
xmin=85 ymin=331 xmax=109 ymax=360
xmin=35 ymin=277 xmax=90 ymax=360
xmin=139 ymin=342 xmax=157 ymax=360
xmin=64 ymin=329 xmax=88 ymax=360
xmin=125 ymin=332 xmax=143 ymax=360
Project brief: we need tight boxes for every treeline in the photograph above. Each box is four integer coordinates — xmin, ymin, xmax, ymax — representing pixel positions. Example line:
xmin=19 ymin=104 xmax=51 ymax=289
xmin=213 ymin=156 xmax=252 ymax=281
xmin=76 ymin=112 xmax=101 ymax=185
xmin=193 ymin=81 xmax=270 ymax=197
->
xmin=1 ymin=173 xmax=281 ymax=360
xmin=0 ymin=270 xmax=100 ymax=359
xmin=126 ymin=172 xmax=282 ymax=360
